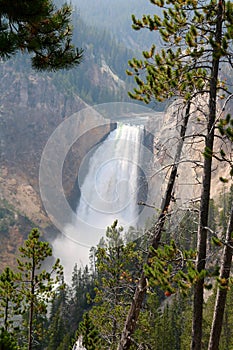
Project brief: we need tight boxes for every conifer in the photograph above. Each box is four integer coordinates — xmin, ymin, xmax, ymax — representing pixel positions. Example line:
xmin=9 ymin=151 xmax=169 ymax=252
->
xmin=0 ymin=0 xmax=83 ymax=70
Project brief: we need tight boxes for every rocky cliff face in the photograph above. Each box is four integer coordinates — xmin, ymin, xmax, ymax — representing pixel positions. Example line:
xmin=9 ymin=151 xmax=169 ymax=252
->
xmin=0 ymin=58 xmax=112 ymax=269
xmin=149 ymin=100 xmax=232 ymax=212
xmin=1 ymin=56 xmax=230 ymax=271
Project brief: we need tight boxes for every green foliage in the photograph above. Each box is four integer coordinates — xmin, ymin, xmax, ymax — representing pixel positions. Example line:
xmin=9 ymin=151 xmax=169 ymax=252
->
xmin=17 ymin=228 xmax=64 ymax=349
xmin=0 ymin=200 xmax=35 ymax=241
xmin=70 ymin=264 xmax=95 ymax=328
xmin=124 ymin=3 xmax=233 ymax=348
xmin=76 ymin=312 xmax=102 ymax=350
xmin=0 ymin=200 xmax=17 ymax=234
xmin=0 ymin=228 xmax=97 ymax=349
xmin=1 ymin=188 xmax=233 ymax=349
xmin=0 ymin=267 xmax=21 ymax=332
xmin=145 ymin=241 xmax=198 ymax=295
xmin=144 ymin=189 xmax=232 ymax=299
xmin=219 ymin=285 xmax=233 ymax=350
xmin=0 ymin=208 xmax=15 ymax=233
xmin=89 ymin=221 xmax=143 ymax=348
xmin=127 ymin=0 xmax=233 ymax=105
xmin=47 ymin=286 xmax=70 ymax=350
xmin=17 ymin=228 xmax=63 ymax=303
xmin=201 ymin=286 xmax=233 ymax=349
xmin=0 ymin=329 xmax=18 ymax=350
xmin=47 ymin=265 xmax=95 ymax=350
xmin=6 ymin=9 xmax=139 ymax=106
xmin=135 ymin=291 xmax=191 ymax=350
xmin=203 ymin=147 xmax=213 ymax=159
xmin=136 ymin=284 xmax=233 ymax=350
xmin=0 ymin=0 xmax=83 ymax=70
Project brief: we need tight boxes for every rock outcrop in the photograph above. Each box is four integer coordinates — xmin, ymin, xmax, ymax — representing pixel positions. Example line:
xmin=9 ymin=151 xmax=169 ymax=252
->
xmin=0 ymin=59 xmax=112 ymax=269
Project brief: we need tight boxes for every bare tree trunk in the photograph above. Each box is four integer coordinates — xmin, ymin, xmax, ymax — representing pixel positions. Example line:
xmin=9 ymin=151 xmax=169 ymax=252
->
xmin=4 ymin=297 xmax=9 ymax=332
xmin=28 ymin=253 xmax=35 ymax=350
xmin=208 ymin=204 xmax=233 ymax=350
xmin=191 ymin=2 xmax=223 ymax=349
xmin=117 ymin=102 xmax=191 ymax=350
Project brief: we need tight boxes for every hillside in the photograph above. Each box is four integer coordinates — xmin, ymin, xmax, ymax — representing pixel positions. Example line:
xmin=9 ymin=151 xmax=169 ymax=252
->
xmin=0 ymin=9 xmax=137 ymax=268
xmin=1 ymin=2 xmax=233 ymax=350
xmin=55 ymin=12 xmax=137 ymax=104
xmin=72 ymin=0 xmax=161 ymax=50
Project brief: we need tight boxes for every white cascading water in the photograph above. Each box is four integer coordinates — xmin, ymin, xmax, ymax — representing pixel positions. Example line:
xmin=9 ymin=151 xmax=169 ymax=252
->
xmin=54 ymin=122 xmax=146 ymax=277
xmin=72 ymin=122 xmax=145 ymax=247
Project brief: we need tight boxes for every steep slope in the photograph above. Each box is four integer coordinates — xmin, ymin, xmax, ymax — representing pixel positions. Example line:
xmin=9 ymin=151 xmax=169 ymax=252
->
xmin=0 ymin=58 xmax=112 ymax=270
xmin=48 ymin=11 xmax=136 ymax=105
xmin=0 ymin=6 xmax=142 ymax=270
xmin=72 ymin=0 xmax=161 ymax=50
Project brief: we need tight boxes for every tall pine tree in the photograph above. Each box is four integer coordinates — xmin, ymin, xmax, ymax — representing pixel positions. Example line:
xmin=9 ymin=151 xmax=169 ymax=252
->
xmin=17 ymin=228 xmax=63 ymax=350
xmin=119 ymin=1 xmax=233 ymax=349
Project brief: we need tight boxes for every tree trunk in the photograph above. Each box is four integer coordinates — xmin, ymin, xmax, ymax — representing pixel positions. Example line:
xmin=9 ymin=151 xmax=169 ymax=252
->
xmin=191 ymin=2 xmax=223 ymax=349
xmin=208 ymin=204 xmax=233 ymax=350
xmin=117 ymin=101 xmax=191 ymax=350
xmin=4 ymin=297 xmax=9 ymax=332
xmin=28 ymin=253 xmax=35 ymax=350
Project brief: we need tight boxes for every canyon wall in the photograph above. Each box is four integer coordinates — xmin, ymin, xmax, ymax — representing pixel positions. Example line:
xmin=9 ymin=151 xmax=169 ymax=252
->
xmin=0 ymin=60 xmax=112 ymax=269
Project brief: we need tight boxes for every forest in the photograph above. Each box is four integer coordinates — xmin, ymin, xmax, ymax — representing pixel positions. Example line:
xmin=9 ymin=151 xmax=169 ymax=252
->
xmin=1 ymin=0 xmax=233 ymax=350
xmin=1 ymin=188 xmax=233 ymax=350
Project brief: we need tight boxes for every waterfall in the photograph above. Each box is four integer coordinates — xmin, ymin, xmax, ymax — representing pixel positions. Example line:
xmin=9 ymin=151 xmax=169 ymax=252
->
xmin=69 ymin=122 xmax=145 ymax=247
xmin=52 ymin=122 xmax=148 ymax=279
xmin=43 ymin=104 xmax=164 ymax=279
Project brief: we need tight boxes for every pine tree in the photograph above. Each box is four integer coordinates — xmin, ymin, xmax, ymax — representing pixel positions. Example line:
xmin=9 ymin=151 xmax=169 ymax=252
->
xmin=0 ymin=267 xmax=21 ymax=333
xmin=17 ymin=228 xmax=63 ymax=350
xmin=76 ymin=312 xmax=102 ymax=350
xmin=70 ymin=264 xmax=95 ymax=333
xmin=0 ymin=329 xmax=18 ymax=350
xmin=89 ymin=221 xmax=143 ymax=349
xmin=119 ymin=1 xmax=233 ymax=349
xmin=208 ymin=203 xmax=233 ymax=350
xmin=0 ymin=0 xmax=83 ymax=70
xmin=47 ymin=279 xmax=74 ymax=350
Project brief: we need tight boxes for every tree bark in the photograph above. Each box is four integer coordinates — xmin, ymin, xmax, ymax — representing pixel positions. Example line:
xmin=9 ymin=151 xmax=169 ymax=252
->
xmin=4 ymin=297 xmax=9 ymax=332
xmin=208 ymin=204 xmax=233 ymax=350
xmin=191 ymin=2 xmax=223 ymax=349
xmin=28 ymin=251 xmax=35 ymax=350
xmin=117 ymin=101 xmax=191 ymax=350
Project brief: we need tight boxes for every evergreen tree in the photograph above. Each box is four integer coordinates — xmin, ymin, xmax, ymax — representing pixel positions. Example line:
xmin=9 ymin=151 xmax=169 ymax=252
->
xmin=208 ymin=203 xmax=233 ymax=350
xmin=70 ymin=264 xmax=95 ymax=335
xmin=118 ymin=1 xmax=233 ymax=349
xmin=0 ymin=267 xmax=21 ymax=333
xmin=47 ymin=265 xmax=95 ymax=350
xmin=0 ymin=0 xmax=83 ymax=70
xmin=76 ymin=312 xmax=102 ymax=350
xmin=17 ymin=228 xmax=63 ymax=350
xmin=89 ymin=221 xmax=143 ymax=349
xmin=47 ymin=281 xmax=72 ymax=350
xmin=219 ymin=285 xmax=233 ymax=350
xmin=0 ymin=329 xmax=18 ymax=350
